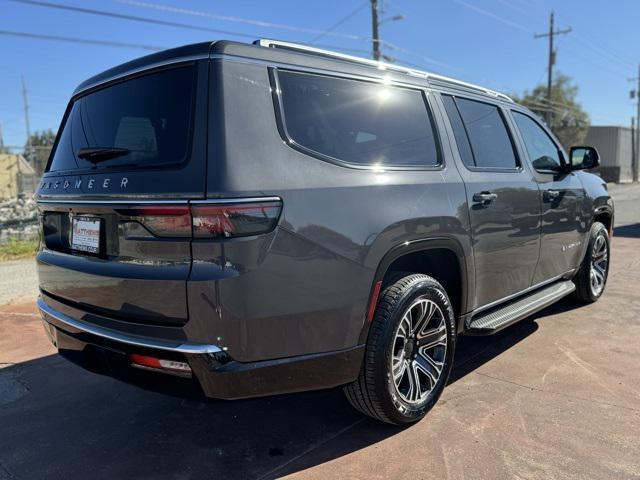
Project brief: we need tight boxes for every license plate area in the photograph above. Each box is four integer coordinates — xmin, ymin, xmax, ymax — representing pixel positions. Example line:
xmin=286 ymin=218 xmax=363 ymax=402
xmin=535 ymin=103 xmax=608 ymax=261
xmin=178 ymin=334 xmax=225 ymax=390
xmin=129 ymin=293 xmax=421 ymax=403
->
xmin=71 ymin=216 xmax=102 ymax=254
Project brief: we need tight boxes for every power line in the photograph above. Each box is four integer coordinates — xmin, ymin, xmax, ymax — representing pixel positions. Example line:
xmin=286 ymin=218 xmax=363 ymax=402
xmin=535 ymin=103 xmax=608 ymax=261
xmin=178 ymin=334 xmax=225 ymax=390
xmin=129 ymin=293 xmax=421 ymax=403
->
xmin=10 ymin=0 xmax=259 ymax=39
xmin=114 ymin=0 xmax=366 ymax=42
xmin=553 ymin=10 xmax=636 ymax=70
xmin=309 ymin=1 xmax=368 ymax=44
xmin=569 ymin=34 xmax=635 ymax=72
xmin=451 ymin=0 xmax=533 ymax=33
xmin=111 ymin=0 xmax=422 ymax=60
xmin=0 ymin=29 xmax=165 ymax=50
xmin=12 ymin=0 xmax=457 ymax=71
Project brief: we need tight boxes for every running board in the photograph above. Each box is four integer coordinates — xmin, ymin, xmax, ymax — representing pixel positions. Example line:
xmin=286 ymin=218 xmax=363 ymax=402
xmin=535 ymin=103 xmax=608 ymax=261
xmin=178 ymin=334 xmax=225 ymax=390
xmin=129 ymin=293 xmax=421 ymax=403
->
xmin=467 ymin=280 xmax=575 ymax=335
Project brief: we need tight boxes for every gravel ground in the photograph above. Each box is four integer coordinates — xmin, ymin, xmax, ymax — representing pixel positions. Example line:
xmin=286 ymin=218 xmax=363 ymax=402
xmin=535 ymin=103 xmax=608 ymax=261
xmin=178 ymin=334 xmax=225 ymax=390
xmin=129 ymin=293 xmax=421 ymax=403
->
xmin=0 ymin=259 xmax=38 ymax=305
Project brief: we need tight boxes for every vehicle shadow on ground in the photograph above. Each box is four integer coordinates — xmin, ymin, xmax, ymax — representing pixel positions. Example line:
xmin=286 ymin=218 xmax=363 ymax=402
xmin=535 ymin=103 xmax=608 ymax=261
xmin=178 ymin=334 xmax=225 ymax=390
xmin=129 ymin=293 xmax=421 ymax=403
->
xmin=0 ymin=300 xmax=576 ymax=480
xmin=613 ymin=223 xmax=640 ymax=238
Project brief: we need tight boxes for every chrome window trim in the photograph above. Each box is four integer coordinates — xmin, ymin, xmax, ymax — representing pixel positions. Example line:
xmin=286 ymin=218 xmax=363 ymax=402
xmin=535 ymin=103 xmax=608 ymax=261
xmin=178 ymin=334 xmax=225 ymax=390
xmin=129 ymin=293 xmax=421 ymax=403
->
xmin=211 ymin=53 xmax=431 ymax=92
xmin=256 ymin=39 xmax=513 ymax=102
xmin=73 ymin=54 xmax=209 ymax=98
xmin=38 ymin=297 xmax=222 ymax=354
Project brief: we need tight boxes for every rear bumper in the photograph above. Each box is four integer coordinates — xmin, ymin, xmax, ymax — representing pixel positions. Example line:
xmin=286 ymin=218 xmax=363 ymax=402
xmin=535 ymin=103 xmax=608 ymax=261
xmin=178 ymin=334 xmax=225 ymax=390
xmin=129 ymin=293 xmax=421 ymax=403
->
xmin=38 ymin=297 xmax=364 ymax=400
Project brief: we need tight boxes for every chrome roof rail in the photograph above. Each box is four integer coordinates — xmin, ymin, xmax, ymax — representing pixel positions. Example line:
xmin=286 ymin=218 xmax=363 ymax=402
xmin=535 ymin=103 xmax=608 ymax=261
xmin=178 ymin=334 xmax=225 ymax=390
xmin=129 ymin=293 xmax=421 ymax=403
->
xmin=256 ymin=38 xmax=513 ymax=103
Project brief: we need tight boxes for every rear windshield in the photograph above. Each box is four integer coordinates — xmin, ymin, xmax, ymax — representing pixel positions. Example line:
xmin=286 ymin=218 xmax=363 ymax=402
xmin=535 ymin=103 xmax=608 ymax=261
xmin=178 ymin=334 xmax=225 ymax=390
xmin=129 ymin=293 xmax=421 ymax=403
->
xmin=48 ymin=65 xmax=196 ymax=173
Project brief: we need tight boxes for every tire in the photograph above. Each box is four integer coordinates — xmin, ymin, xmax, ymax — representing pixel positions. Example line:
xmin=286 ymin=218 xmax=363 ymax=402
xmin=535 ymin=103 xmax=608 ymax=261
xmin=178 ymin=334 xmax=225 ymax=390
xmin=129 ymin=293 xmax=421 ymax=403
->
xmin=573 ymin=221 xmax=610 ymax=303
xmin=343 ymin=273 xmax=456 ymax=425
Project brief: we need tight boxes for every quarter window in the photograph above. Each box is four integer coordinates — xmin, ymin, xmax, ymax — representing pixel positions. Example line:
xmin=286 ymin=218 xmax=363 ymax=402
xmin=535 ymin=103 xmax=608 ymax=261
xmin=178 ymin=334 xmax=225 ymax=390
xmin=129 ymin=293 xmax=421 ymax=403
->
xmin=512 ymin=111 xmax=562 ymax=172
xmin=277 ymin=70 xmax=441 ymax=168
xmin=441 ymin=95 xmax=474 ymax=168
xmin=444 ymin=96 xmax=518 ymax=169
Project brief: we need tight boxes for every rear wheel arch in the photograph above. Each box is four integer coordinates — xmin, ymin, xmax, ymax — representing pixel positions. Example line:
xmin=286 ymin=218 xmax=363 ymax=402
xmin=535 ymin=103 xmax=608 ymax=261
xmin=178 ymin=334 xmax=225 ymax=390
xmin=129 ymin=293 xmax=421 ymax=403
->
xmin=359 ymin=238 xmax=470 ymax=344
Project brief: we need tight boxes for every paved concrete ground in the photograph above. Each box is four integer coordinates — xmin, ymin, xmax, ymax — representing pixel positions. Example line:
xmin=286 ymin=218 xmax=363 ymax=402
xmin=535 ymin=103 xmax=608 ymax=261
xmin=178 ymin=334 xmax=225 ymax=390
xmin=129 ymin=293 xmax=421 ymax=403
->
xmin=1 ymin=185 xmax=639 ymax=479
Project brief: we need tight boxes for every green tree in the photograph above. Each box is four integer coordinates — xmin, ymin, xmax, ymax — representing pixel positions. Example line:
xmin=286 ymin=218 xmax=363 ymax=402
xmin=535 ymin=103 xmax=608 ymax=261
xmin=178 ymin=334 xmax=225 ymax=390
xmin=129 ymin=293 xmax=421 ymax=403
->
xmin=515 ymin=74 xmax=590 ymax=149
xmin=25 ymin=129 xmax=56 ymax=175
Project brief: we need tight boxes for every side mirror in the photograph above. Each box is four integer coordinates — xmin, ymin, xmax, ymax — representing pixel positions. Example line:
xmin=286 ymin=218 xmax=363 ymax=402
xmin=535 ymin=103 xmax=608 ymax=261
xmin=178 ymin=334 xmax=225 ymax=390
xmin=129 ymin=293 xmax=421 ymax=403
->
xmin=569 ymin=146 xmax=600 ymax=170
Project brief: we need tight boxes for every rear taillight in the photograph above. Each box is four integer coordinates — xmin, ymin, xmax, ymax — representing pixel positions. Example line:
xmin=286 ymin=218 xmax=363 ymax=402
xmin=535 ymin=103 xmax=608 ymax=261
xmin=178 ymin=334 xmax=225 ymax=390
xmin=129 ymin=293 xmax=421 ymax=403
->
xmin=119 ymin=199 xmax=282 ymax=239
xmin=192 ymin=202 xmax=281 ymax=238
xmin=124 ymin=206 xmax=192 ymax=237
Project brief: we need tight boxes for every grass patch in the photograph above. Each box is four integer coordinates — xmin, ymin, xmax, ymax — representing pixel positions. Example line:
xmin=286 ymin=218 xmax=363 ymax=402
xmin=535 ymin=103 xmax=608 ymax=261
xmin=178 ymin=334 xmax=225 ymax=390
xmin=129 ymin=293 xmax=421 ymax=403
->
xmin=0 ymin=238 xmax=39 ymax=261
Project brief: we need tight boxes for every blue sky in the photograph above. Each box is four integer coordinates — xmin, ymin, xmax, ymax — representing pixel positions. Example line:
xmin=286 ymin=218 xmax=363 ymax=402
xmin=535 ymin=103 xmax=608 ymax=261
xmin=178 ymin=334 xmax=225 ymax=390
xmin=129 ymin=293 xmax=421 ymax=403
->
xmin=1 ymin=0 xmax=639 ymax=149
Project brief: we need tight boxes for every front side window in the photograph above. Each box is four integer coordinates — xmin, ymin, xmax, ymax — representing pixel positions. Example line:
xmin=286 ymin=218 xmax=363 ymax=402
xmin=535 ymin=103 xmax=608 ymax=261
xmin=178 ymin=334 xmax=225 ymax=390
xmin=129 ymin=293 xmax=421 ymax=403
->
xmin=512 ymin=111 xmax=562 ymax=172
xmin=277 ymin=70 xmax=441 ymax=168
xmin=452 ymin=97 xmax=518 ymax=169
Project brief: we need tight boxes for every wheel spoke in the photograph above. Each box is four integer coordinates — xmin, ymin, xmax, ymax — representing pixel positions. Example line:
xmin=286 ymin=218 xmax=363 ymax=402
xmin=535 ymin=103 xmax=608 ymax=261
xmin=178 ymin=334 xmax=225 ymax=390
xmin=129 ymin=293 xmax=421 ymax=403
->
xmin=389 ymin=297 xmax=448 ymax=405
xmin=411 ymin=300 xmax=434 ymax=335
xmin=418 ymin=323 xmax=447 ymax=350
xmin=406 ymin=362 xmax=421 ymax=402
xmin=589 ymin=232 xmax=609 ymax=295
xmin=393 ymin=358 xmax=407 ymax=382
xmin=414 ymin=353 xmax=439 ymax=388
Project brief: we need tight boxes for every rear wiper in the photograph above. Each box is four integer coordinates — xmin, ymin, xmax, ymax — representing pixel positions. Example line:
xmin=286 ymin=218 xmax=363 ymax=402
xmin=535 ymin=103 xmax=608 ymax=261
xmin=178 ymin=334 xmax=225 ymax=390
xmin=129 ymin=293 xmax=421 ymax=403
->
xmin=77 ymin=147 xmax=130 ymax=164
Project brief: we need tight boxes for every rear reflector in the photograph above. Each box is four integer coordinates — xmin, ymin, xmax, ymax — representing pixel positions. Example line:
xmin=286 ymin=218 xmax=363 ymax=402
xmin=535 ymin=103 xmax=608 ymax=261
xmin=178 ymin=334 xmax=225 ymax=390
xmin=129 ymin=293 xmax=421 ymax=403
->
xmin=129 ymin=353 xmax=192 ymax=377
xmin=366 ymin=280 xmax=383 ymax=322
xmin=117 ymin=199 xmax=282 ymax=239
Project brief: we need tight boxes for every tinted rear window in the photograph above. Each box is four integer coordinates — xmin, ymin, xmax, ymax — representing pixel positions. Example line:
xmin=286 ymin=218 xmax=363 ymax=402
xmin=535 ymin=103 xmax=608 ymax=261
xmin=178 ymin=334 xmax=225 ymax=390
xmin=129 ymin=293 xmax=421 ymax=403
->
xmin=277 ymin=70 xmax=441 ymax=168
xmin=48 ymin=65 xmax=196 ymax=172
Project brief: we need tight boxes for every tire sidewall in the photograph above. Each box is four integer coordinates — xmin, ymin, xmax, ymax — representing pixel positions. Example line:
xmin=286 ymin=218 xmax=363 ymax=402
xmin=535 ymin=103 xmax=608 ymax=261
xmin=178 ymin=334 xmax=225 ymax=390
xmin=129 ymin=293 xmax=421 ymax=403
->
xmin=585 ymin=223 xmax=610 ymax=301
xmin=374 ymin=278 xmax=456 ymax=424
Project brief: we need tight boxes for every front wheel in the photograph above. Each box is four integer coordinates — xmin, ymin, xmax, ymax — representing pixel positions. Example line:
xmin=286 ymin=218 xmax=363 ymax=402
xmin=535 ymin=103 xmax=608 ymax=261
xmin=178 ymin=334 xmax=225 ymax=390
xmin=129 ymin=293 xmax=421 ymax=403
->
xmin=343 ymin=274 xmax=456 ymax=425
xmin=573 ymin=221 xmax=610 ymax=303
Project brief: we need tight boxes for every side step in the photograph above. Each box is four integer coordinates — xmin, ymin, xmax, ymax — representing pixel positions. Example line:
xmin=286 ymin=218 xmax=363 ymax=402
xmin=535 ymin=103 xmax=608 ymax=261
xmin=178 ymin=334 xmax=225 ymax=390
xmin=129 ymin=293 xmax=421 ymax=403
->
xmin=467 ymin=280 xmax=575 ymax=335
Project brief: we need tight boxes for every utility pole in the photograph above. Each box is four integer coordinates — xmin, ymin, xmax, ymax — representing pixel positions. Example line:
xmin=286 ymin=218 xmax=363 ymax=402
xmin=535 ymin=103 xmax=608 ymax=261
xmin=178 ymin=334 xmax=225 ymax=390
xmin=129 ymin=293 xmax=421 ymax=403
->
xmin=632 ymin=117 xmax=636 ymax=183
xmin=370 ymin=0 xmax=381 ymax=61
xmin=0 ymin=122 xmax=4 ymax=152
xmin=635 ymin=65 xmax=640 ymax=182
xmin=21 ymin=74 xmax=33 ymax=169
xmin=630 ymin=66 xmax=640 ymax=182
xmin=534 ymin=12 xmax=572 ymax=125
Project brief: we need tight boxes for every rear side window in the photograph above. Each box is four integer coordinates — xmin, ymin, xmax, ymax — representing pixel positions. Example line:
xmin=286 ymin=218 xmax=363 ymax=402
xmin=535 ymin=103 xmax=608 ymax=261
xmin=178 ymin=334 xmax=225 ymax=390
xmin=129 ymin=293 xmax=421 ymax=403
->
xmin=443 ymin=96 xmax=518 ymax=169
xmin=48 ymin=65 xmax=196 ymax=172
xmin=276 ymin=70 xmax=441 ymax=168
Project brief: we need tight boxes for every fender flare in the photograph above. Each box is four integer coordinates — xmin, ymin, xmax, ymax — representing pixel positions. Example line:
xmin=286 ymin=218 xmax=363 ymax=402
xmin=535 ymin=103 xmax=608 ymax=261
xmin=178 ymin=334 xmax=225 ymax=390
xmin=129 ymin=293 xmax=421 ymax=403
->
xmin=357 ymin=236 xmax=472 ymax=344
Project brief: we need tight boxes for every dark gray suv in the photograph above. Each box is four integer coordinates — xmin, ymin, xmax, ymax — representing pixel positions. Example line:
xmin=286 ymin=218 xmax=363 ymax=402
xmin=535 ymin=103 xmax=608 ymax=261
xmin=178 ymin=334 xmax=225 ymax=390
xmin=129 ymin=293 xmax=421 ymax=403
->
xmin=35 ymin=39 xmax=613 ymax=424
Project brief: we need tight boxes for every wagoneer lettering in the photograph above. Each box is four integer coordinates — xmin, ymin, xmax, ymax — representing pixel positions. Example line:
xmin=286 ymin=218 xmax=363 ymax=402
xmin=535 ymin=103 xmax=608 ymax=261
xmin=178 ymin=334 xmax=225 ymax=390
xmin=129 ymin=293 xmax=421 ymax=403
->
xmin=35 ymin=39 xmax=613 ymax=425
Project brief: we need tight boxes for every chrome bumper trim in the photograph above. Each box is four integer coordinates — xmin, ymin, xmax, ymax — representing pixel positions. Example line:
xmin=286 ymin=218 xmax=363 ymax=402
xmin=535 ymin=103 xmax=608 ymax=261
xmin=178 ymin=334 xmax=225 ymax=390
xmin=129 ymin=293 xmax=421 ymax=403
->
xmin=37 ymin=297 xmax=222 ymax=354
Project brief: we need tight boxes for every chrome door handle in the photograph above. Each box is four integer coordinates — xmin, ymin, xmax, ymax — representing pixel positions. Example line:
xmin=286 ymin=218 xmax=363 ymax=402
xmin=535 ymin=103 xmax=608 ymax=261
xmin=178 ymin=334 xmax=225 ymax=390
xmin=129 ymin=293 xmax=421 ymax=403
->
xmin=545 ymin=189 xmax=560 ymax=200
xmin=473 ymin=192 xmax=498 ymax=204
